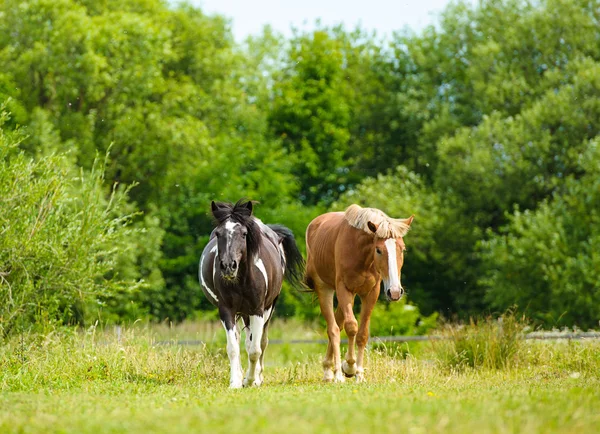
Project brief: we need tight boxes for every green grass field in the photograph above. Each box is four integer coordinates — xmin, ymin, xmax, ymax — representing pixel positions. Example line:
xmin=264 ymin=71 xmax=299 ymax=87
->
xmin=1 ymin=321 xmax=599 ymax=433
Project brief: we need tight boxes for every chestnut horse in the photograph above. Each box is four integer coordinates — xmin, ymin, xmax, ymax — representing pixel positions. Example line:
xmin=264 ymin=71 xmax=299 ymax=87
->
xmin=305 ymin=204 xmax=414 ymax=382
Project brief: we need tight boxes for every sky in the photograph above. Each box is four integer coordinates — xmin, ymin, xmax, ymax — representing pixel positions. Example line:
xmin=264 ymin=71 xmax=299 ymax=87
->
xmin=188 ymin=0 xmax=476 ymax=42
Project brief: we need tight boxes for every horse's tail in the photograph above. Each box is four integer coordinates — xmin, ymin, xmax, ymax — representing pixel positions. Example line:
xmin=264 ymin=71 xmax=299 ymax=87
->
xmin=268 ymin=224 xmax=305 ymax=290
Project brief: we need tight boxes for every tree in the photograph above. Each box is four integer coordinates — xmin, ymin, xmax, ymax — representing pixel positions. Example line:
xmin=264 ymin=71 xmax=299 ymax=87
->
xmin=268 ymin=28 xmax=353 ymax=205
xmin=0 ymin=0 xmax=302 ymax=321
xmin=480 ymin=140 xmax=600 ymax=328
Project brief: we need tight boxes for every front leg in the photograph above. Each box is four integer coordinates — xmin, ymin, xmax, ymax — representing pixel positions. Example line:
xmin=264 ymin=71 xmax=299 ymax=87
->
xmin=356 ymin=284 xmax=380 ymax=382
xmin=243 ymin=312 xmax=265 ymax=387
xmin=220 ymin=307 xmax=243 ymax=389
xmin=336 ymin=284 xmax=358 ymax=378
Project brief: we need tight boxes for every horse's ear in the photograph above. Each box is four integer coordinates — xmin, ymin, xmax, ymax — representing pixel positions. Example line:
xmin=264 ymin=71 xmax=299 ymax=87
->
xmin=211 ymin=201 xmax=218 ymax=214
xmin=367 ymin=221 xmax=378 ymax=234
xmin=245 ymin=200 xmax=253 ymax=214
xmin=403 ymin=215 xmax=415 ymax=226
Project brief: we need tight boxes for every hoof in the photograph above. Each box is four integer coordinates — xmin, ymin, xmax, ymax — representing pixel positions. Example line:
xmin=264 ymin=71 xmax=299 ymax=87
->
xmin=230 ymin=369 xmax=244 ymax=389
xmin=333 ymin=371 xmax=346 ymax=383
xmin=342 ymin=361 xmax=357 ymax=378
xmin=323 ymin=369 xmax=334 ymax=382
xmin=243 ymin=375 xmax=263 ymax=387
xmin=356 ymin=369 xmax=366 ymax=383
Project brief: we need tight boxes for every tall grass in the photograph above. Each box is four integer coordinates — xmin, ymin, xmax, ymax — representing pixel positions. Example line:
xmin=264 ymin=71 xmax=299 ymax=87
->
xmin=431 ymin=311 xmax=528 ymax=370
xmin=0 ymin=325 xmax=225 ymax=392
xmin=2 ymin=317 xmax=599 ymax=395
xmin=1 ymin=325 xmax=599 ymax=434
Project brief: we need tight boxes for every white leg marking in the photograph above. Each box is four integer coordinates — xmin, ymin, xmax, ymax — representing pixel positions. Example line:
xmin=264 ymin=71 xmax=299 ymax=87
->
xmin=254 ymin=258 xmax=269 ymax=295
xmin=200 ymin=249 xmax=219 ymax=302
xmin=243 ymin=315 xmax=264 ymax=387
xmin=222 ymin=321 xmax=243 ymax=389
xmin=244 ymin=324 xmax=252 ymax=372
xmin=384 ymin=238 xmax=401 ymax=289
xmin=257 ymin=306 xmax=273 ymax=385
xmin=356 ymin=346 xmax=366 ymax=383
xmin=263 ymin=305 xmax=273 ymax=325
xmin=323 ymin=368 xmax=334 ymax=382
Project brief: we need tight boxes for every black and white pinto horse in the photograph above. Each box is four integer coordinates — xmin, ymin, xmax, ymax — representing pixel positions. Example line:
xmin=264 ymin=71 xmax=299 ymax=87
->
xmin=199 ymin=200 xmax=304 ymax=388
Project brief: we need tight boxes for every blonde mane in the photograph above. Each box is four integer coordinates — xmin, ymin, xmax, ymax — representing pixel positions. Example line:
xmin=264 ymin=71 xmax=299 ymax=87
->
xmin=344 ymin=204 xmax=412 ymax=239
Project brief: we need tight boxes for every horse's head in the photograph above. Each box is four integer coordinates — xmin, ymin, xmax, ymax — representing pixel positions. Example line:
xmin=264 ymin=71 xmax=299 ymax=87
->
xmin=211 ymin=200 xmax=260 ymax=281
xmin=367 ymin=215 xmax=414 ymax=301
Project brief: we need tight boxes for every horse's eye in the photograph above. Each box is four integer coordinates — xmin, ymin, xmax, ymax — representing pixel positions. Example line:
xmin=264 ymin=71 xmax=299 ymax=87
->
xmin=242 ymin=232 xmax=247 ymax=238
xmin=376 ymin=248 xmax=382 ymax=255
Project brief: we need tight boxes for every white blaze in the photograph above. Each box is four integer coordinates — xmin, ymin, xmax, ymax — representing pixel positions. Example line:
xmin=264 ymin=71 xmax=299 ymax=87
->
xmin=223 ymin=221 xmax=240 ymax=276
xmin=384 ymin=238 xmax=401 ymax=290
xmin=225 ymin=220 xmax=239 ymax=242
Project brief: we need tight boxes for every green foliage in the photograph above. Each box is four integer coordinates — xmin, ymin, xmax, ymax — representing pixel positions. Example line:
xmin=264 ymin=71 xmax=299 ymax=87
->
xmin=100 ymin=210 xmax=166 ymax=323
xmin=268 ymin=28 xmax=353 ymax=204
xmin=268 ymin=26 xmax=411 ymax=204
xmin=0 ymin=0 xmax=306 ymax=322
xmin=437 ymin=58 xmax=600 ymax=226
xmin=432 ymin=310 xmax=528 ymax=371
xmin=479 ymin=141 xmax=600 ymax=328
xmin=1 ymin=0 xmax=600 ymax=329
xmin=379 ymin=0 xmax=600 ymax=317
xmin=0 ymin=117 xmax=141 ymax=337
xmin=369 ymin=300 xmax=438 ymax=337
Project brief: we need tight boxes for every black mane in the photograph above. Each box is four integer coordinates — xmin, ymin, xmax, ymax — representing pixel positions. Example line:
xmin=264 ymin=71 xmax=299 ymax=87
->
xmin=211 ymin=199 xmax=262 ymax=259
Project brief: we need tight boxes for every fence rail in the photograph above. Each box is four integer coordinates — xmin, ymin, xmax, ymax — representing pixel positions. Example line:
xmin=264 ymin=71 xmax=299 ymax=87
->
xmin=154 ymin=331 xmax=600 ymax=347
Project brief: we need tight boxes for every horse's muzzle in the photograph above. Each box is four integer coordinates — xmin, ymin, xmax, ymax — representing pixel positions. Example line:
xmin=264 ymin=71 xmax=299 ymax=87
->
xmin=386 ymin=287 xmax=404 ymax=301
xmin=220 ymin=260 xmax=238 ymax=280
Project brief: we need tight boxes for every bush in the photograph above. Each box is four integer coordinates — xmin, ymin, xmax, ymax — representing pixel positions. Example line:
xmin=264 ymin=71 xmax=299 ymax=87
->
xmin=0 ymin=115 xmax=141 ymax=337
xmin=431 ymin=310 xmax=528 ymax=370
xmin=369 ymin=299 xmax=438 ymax=337
xmin=479 ymin=140 xmax=600 ymax=328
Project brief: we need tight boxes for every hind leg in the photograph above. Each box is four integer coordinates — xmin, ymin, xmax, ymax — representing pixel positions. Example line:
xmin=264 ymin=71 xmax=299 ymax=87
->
xmin=257 ymin=305 xmax=275 ymax=385
xmin=316 ymin=282 xmax=344 ymax=383
xmin=242 ymin=316 xmax=254 ymax=386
